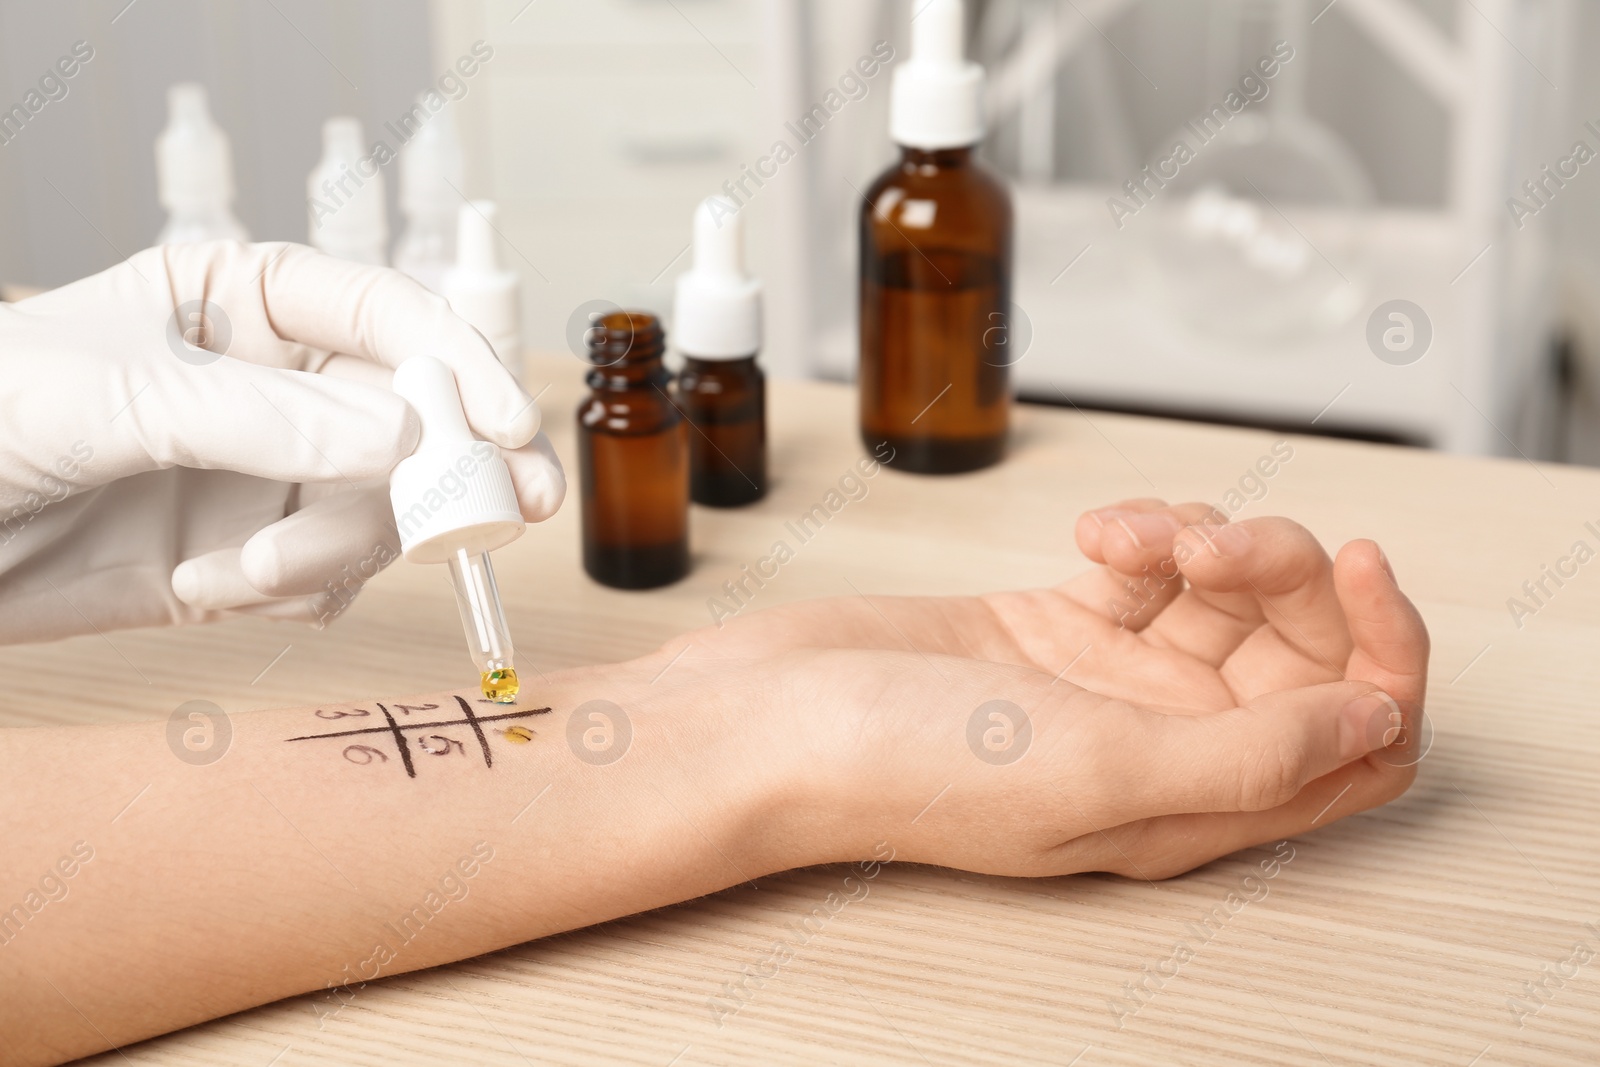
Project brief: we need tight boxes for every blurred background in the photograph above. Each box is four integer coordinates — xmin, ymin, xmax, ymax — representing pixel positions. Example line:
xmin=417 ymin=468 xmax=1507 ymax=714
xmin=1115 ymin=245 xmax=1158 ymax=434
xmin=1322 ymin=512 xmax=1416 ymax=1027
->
xmin=2 ymin=0 xmax=1598 ymax=462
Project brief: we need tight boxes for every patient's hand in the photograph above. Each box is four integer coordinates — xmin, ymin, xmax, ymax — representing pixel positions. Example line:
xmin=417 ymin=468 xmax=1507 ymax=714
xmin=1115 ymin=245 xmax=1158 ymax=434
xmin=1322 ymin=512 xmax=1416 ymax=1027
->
xmin=646 ymin=500 xmax=1430 ymax=879
xmin=0 ymin=498 xmax=1431 ymax=1064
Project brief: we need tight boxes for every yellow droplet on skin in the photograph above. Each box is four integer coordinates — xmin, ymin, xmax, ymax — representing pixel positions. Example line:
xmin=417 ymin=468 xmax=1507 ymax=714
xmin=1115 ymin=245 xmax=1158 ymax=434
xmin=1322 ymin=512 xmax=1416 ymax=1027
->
xmin=503 ymin=725 xmax=535 ymax=744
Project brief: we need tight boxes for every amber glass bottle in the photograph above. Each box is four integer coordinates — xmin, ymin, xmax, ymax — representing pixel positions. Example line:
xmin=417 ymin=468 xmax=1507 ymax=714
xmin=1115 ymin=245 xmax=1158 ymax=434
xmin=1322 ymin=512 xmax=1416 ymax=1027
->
xmin=860 ymin=0 xmax=1012 ymax=473
xmin=577 ymin=312 xmax=689 ymax=589
xmin=859 ymin=144 xmax=1013 ymax=474
xmin=677 ymin=356 xmax=766 ymax=506
xmin=674 ymin=195 xmax=768 ymax=506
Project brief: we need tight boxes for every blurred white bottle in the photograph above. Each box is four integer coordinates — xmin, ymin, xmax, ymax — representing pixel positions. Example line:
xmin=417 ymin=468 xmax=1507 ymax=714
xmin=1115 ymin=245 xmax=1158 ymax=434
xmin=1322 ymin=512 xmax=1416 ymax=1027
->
xmin=156 ymin=83 xmax=249 ymax=245
xmin=307 ymin=117 xmax=388 ymax=265
xmin=442 ymin=201 xmax=520 ymax=377
xmin=393 ymin=101 xmax=464 ymax=292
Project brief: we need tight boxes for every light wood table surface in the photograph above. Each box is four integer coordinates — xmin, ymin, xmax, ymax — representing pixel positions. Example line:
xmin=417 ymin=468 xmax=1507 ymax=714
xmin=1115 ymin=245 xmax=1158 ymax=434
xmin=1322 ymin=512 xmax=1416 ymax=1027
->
xmin=8 ymin=353 xmax=1598 ymax=1066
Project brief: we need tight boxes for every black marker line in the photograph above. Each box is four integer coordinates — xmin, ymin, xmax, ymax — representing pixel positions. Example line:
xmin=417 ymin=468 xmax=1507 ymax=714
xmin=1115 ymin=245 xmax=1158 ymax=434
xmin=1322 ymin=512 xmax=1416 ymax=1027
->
xmin=284 ymin=707 xmax=552 ymax=743
xmin=455 ymin=695 xmax=494 ymax=769
xmin=378 ymin=704 xmax=417 ymax=779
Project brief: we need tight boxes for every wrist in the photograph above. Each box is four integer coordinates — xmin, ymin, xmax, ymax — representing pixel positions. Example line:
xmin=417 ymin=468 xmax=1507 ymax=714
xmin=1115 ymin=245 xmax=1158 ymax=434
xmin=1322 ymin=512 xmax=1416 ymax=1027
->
xmin=541 ymin=648 xmax=836 ymax=881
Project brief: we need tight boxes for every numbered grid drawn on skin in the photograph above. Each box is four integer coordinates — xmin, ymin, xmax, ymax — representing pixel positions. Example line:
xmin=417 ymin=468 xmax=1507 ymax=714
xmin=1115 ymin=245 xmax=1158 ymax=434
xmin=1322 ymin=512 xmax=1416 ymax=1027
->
xmin=284 ymin=698 xmax=553 ymax=779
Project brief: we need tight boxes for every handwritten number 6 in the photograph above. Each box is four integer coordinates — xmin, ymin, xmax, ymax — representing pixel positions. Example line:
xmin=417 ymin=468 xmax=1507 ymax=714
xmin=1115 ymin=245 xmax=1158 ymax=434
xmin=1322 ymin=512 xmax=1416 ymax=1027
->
xmin=342 ymin=745 xmax=388 ymax=765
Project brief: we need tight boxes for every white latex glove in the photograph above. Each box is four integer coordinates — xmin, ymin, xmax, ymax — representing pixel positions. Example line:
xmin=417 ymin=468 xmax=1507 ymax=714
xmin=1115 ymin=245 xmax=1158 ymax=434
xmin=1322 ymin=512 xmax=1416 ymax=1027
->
xmin=0 ymin=241 xmax=565 ymax=644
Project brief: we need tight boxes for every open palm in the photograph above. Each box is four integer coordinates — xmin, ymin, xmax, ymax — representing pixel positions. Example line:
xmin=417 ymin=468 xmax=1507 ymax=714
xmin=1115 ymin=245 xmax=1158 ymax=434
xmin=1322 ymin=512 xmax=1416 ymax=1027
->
xmin=648 ymin=499 xmax=1430 ymax=879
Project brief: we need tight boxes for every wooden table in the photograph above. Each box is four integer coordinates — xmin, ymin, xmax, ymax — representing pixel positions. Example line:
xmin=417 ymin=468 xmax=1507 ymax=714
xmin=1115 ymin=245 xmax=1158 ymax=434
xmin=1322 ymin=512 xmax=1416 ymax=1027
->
xmin=10 ymin=354 xmax=1597 ymax=1066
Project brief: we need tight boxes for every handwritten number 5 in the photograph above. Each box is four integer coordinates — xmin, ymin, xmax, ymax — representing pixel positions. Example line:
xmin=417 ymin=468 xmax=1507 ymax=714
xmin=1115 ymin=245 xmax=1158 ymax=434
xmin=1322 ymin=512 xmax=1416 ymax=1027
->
xmin=417 ymin=735 xmax=465 ymax=757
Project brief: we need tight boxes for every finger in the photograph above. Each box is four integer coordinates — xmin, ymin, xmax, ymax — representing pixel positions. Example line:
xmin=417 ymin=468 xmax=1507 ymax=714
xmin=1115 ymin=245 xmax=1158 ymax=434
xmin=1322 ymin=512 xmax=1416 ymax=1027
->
xmin=230 ymin=595 xmax=336 ymax=624
xmin=259 ymin=244 xmax=537 ymax=448
xmin=172 ymin=547 xmax=370 ymax=626
xmin=1335 ymin=539 xmax=1430 ymax=757
xmin=1087 ymin=681 xmax=1401 ymax=822
xmin=1066 ymin=755 xmax=1415 ymax=881
xmin=1095 ymin=501 xmax=1229 ymax=575
xmin=1062 ymin=501 xmax=1223 ymax=632
xmin=235 ymin=438 xmax=560 ymax=603
xmin=172 ymin=548 xmax=259 ymax=612
xmin=1163 ymin=516 xmax=1352 ymax=674
xmin=315 ymin=358 xmax=564 ymax=521
xmin=238 ymin=487 xmax=399 ymax=598
xmin=235 ymin=434 xmax=560 ymax=600
xmin=1072 ymin=498 xmax=1168 ymax=564
xmin=503 ymin=430 xmax=567 ymax=523
xmin=159 ymin=242 xmax=538 ymax=449
xmin=123 ymin=359 xmax=419 ymax=485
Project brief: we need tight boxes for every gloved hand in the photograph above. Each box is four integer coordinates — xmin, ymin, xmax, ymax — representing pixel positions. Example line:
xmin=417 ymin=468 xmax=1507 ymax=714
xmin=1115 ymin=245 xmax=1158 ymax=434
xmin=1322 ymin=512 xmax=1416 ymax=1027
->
xmin=0 ymin=240 xmax=564 ymax=644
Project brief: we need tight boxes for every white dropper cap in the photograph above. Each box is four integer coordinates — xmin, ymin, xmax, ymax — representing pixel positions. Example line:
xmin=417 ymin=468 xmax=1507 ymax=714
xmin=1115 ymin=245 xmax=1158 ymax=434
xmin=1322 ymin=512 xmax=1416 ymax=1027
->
xmin=307 ymin=116 xmax=388 ymax=265
xmin=156 ymin=84 xmax=249 ymax=243
xmin=441 ymin=201 xmax=521 ymax=373
xmin=673 ymin=196 xmax=762 ymax=360
xmin=889 ymin=0 xmax=986 ymax=150
xmin=388 ymin=355 xmax=524 ymax=565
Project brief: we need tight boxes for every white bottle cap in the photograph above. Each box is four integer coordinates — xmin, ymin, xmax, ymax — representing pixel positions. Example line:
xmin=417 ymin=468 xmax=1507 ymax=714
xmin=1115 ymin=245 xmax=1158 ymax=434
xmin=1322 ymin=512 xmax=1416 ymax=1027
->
xmin=307 ymin=116 xmax=388 ymax=265
xmin=157 ymin=84 xmax=237 ymax=212
xmin=442 ymin=201 xmax=521 ymax=371
xmin=889 ymin=0 xmax=986 ymax=150
xmin=388 ymin=355 xmax=524 ymax=564
xmin=672 ymin=196 xmax=762 ymax=360
xmin=394 ymin=100 xmax=465 ymax=291
xmin=399 ymin=101 xmax=464 ymax=214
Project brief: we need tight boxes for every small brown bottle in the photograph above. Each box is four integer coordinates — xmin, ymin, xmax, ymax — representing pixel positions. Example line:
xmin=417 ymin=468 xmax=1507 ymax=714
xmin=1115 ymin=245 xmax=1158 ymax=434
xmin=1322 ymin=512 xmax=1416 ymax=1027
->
xmin=674 ymin=196 xmax=766 ymax=507
xmin=678 ymin=357 xmax=765 ymax=506
xmin=859 ymin=0 xmax=1014 ymax=474
xmin=577 ymin=311 xmax=690 ymax=588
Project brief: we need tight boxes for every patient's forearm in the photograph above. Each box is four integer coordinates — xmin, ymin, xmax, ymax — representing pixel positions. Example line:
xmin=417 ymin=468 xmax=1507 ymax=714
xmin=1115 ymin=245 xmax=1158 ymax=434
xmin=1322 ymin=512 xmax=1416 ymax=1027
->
xmin=0 ymin=659 xmax=815 ymax=1065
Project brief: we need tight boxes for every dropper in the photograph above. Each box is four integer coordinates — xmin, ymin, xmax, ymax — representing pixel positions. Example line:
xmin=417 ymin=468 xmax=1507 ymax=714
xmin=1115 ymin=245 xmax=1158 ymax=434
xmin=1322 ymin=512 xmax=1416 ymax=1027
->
xmin=389 ymin=356 xmax=525 ymax=701
xmin=889 ymin=0 xmax=985 ymax=150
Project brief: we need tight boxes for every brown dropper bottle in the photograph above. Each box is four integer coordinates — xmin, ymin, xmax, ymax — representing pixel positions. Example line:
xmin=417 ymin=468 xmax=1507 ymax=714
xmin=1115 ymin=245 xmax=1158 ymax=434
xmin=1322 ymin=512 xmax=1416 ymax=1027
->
xmin=674 ymin=196 xmax=767 ymax=507
xmin=859 ymin=0 xmax=1014 ymax=474
xmin=577 ymin=311 xmax=690 ymax=589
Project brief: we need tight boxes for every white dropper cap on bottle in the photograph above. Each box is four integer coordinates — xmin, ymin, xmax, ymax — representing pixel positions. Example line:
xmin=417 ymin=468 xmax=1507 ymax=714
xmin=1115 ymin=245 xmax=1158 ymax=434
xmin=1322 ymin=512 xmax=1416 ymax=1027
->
xmin=673 ymin=196 xmax=762 ymax=360
xmin=156 ymin=83 xmax=249 ymax=244
xmin=394 ymin=101 xmax=464 ymax=292
xmin=389 ymin=355 xmax=524 ymax=563
xmin=889 ymin=0 xmax=986 ymax=150
xmin=307 ymin=117 xmax=388 ymax=265
xmin=442 ymin=201 xmax=521 ymax=375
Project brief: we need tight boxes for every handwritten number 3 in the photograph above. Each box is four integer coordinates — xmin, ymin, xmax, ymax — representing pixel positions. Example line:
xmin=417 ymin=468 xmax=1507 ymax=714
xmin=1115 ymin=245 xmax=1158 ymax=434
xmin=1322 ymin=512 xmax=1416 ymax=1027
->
xmin=317 ymin=708 xmax=371 ymax=720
